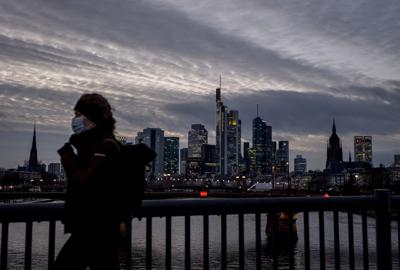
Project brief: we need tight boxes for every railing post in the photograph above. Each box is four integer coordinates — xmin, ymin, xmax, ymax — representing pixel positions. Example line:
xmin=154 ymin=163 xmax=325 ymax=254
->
xmin=375 ymin=189 xmax=392 ymax=270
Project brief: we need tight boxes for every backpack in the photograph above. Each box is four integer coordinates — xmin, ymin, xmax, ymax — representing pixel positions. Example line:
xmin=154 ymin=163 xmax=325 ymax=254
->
xmin=112 ymin=142 xmax=157 ymax=219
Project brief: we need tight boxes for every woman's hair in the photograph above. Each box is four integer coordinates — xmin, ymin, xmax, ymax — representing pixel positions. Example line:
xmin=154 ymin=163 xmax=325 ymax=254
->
xmin=74 ymin=93 xmax=116 ymax=134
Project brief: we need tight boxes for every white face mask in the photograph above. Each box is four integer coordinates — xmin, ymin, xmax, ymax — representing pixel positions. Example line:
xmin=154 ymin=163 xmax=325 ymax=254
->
xmin=71 ymin=116 xmax=89 ymax=134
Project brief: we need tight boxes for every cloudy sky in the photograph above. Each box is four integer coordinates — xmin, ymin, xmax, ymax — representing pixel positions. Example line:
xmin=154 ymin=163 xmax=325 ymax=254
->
xmin=1 ymin=0 xmax=399 ymax=170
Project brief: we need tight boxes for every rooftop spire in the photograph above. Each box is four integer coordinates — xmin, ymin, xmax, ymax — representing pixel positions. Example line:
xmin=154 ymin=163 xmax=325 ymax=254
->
xmin=332 ymin=118 xmax=336 ymax=134
xmin=219 ymin=74 xmax=222 ymax=90
xmin=28 ymin=122 xmax=39 ymax=171
xmin=257 ymin=104 xmax=259 ymax=117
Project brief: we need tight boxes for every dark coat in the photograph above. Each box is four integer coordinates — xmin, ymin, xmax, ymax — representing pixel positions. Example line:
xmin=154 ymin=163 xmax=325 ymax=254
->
xmin=58 ymin=127 xmax=120 ymax=233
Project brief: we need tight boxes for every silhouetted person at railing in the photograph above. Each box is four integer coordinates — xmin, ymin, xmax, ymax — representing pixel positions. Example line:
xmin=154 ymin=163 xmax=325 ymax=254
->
xmin=54 ymin=93 xmax=121 ymax=270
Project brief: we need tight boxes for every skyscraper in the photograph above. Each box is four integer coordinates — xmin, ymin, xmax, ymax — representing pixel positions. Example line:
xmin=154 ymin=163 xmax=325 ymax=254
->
xmin=216 ymin=83 xmax=228 ymax=175
xmin=243 ymin=142 xmax=251 ymax=174
xmin=326 ymin=119 xmax=343 ymax=172
xmin=354 ymin=136 xmax=372 ymax=165
xmin=294 ymin=155 xmax=307 ymax=175
xmin=188 ymin=124 xmax=208 ymax=158
xmin=201 ymin=144 xmax=217 ymax=176
xmin=252 ymin=116 xmax=272 ymax=175
xmin=164 ymin=137 xmax=179 ymax=175
xmin=215 ymin=79 xmax=241 ymax=175
xmin=227 ymin=110 xmax=241 ymax=175
xmin=180 ymin=148 xmax=188 ymax=175
xmin=276 ymin=141 xmax=289 ymax=174
xmin=135 ymin=128 xmax=165 ymax=176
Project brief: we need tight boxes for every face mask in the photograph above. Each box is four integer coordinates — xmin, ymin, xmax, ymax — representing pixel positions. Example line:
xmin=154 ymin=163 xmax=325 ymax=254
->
xmin=71 ymin=116 xmax=88 ymax=134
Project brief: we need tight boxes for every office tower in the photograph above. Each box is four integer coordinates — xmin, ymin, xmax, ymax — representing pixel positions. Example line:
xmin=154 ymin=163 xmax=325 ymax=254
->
xmin=354 ymin=136 xmax=372 ymax=165
xmin=135 ymin=128 xmax=165 ymax=176
xmin=188 ymin=124 xmax=208 ymax=158
xmin=48 ymin=163 xmax=61 ymax=179
xmin=272 ymin=141 xmax=277 ymax=173
xmin=180 ymin=148 xmax=188 ymax=175
xmin=248 ymin=147 xmax=257 ymax=174
xmin=164 ymin=137 xmax=179 ymax=175
xmin=201 ymin=144 xmax=217 ymax=176
xmin=216 ymin=83 xmax=227 ymax=175
xmin=294 ymin=155 xmax=307 ymax=175
xmin=215 ymin=79 xmax=241 ymax=176
xmin=243 ymin=142 xmax=250 ymax=174
xmin=326 ymin=119 xmax=343 ymax=172
xmin=252 ymin=116 xmax=272 ymax=175
xmin=227 ymin=110 xmax=241 ymax=175
xmin=28 ymin=123 xmax=40 ymax=172
xmin=276 ymin=141 xmax=289 ymax=174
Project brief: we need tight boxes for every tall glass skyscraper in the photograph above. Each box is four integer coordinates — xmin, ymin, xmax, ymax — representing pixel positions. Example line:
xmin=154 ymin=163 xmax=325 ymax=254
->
xmin=180 ymin=148 xmax=188 ymax=175
xmin=188 ymin=124 xmax=208 ymax=158
xmin=227 ymin=110 xmax=241 ymax=175
xmin=276 ymin=141 xmax=289 ymax=174
xmin=135 ymin=128 xmax=165 ymax=176
xmin=216 ymin=83 xmax=241 ymax=176
xmin=164 ymin=137 xmax=179 ymax=175
xmin=252 ymin=116 xmax=272 ymax=175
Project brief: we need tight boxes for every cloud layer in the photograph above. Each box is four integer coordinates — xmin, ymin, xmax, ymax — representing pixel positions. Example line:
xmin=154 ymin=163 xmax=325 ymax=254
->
xmin=0 ymin=0 xmax=399 ymax=169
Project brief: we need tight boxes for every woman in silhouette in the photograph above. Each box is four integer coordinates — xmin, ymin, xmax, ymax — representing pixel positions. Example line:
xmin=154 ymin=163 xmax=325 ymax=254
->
xmin=54 ymin=93 xmax=121 ymax=270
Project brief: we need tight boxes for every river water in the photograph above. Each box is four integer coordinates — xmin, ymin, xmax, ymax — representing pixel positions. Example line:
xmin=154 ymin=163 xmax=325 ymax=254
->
xmin=2 ymin=211 xmax=399 ymax=269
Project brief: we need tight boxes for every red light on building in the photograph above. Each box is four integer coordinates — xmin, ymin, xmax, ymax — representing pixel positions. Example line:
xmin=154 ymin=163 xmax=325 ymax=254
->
xmin=200 ymin=191 xmax=208 ymax=197
xmin=323 ymin=193 xmax=330 ymax=198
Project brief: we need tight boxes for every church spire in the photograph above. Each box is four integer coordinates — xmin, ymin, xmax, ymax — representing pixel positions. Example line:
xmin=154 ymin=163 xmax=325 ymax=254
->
xmin=28 ymin=122 xmax=39 ymax=171
xmin=332 ymin=118 xmax=336 ymax=134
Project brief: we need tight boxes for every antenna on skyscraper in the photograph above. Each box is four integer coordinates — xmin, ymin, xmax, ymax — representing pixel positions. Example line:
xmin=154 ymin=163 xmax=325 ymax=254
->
xmin=219 ymin=74 xmax=222 ymax=90
xmin=257 ymin=104 xmax=259 ymax=117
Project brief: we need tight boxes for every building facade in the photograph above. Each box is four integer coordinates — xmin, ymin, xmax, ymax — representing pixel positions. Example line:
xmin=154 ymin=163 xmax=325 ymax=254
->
xmin=294 ymin=155 xmax=307 ymax=175
xmin=276 ymin=141 xmax=289 ymax=174
xmin=164 ymin=137 xmax=179 ymax=175
xmin=252 ymin=116 xmax=272 ymax=175
xmin=201 ymin=144 xmax=217 ymax=176
xmin=180 ymin=148 xmax=188 ymax=175
xmin=216 ymin=84 xmax=241 ymax=176
xmin=226 ymin=110 xmax=241 ymax=176
xmin=48 ymin=163 xmax=62 ymax=179
xmin=135 ymin=128 xmax=165 ymax=176
xmin=354 ymin=136 xmax=372 ymax=165
xmin=188 ymin=124 xmax=208 ymax=158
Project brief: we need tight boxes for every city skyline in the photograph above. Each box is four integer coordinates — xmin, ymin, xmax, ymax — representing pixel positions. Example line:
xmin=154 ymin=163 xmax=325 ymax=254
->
xmin=1 ymin=1 xmax=399 ymax=169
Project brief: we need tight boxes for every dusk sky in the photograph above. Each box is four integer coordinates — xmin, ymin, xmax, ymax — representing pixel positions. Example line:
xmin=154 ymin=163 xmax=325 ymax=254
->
xmin=1 ymin=0 xmax=399 ymax=170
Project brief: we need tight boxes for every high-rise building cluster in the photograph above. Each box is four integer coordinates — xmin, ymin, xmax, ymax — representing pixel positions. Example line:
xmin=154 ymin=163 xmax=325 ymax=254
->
xmin=134 ymin=82 xmax=289 ymax=178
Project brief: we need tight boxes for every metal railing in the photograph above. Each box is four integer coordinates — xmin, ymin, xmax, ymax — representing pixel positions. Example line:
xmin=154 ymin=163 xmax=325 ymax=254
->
xmin=0 ymin=189 xmax=398 ymax=269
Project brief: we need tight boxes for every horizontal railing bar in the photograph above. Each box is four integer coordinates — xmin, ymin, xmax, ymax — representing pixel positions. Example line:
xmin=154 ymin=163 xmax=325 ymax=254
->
xmin=0 ymin=203 xmax=64 ymax=222
xmin=2 ymin=196 xmax=400 ymax=222
xmin=138 ymin=197 xmax=378 ymax=217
